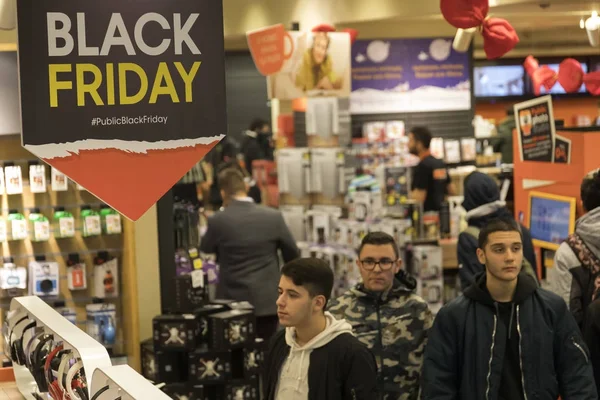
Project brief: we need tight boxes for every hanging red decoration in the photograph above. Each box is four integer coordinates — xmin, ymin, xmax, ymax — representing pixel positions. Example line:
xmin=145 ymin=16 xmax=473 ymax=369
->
xmin=524 ymin=55 xmax=600 ymax=96
xmin=440 ymin=0 xmax=519 ymax=59
xmin=311 ymin=24 xmax=359 ymax=44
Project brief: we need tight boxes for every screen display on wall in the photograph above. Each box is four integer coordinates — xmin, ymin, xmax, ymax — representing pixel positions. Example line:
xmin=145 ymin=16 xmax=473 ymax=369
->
xmin=529 ymin=192 xmax=575 ymax=250
xmin=474 ymin=65 xmax=524 ymax=97
xmin=539 ymin=63 xmax=588 ymax=94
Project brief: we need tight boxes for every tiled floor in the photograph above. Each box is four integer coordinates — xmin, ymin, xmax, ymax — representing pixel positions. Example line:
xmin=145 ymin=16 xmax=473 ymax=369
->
xmin=0 ymin=382 xmax=23 ymax=400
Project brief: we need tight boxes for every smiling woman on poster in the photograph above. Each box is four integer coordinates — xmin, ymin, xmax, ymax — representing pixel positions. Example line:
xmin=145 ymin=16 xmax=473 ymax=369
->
xmin=295 ymin=32 xmax=343 ymax=91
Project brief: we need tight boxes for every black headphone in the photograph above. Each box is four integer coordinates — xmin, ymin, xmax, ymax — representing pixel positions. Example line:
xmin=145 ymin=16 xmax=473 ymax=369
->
xmin=16 ymin=321 xmax=37 ymax=365
xmin=31 ymin=334 xmax=53 ymax=392
xmin=8 ymin=316 xmax=29 ymax=363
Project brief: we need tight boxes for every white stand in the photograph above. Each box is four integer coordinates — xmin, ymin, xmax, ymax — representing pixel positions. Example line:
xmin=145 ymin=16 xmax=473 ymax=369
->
xmin=91 ymin=365 xmax=170 ymax=399
xmin=10 ymin=296 xmax=112 ymax=399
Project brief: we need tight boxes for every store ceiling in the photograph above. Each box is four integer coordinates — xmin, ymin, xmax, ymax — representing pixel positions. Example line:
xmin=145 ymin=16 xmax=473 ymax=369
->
xmin=0 ymin=0 xmax=598 ymax=57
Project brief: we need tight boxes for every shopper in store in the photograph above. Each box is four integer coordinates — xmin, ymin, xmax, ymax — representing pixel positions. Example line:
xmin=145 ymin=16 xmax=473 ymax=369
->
xmin=407 ymin=126 xmax=455 ymax=212
xmin=240 ymin=118 xmax=273 ymax=176
xmin=329 ymin=232 xmax=432 ymax=400
xmin=457 ymin=171 xmax=537 ymax=289
xmin=494 ymin=106 xmax=516 ymax=164
xmin=208 ymin=139 xmax=261 ymax=208
xmin=263 ymin=257 xmax=379 ymax=399
xmin=548 ymin=168 xmax=600 ymax=328
xmin=422 ymin=218 xmax=597 ymax=400
xmin=200 ymin=168 xmax=299 ymax=340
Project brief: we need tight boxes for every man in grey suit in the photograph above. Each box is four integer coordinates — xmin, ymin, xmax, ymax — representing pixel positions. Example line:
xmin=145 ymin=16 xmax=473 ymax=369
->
xmin=200 ymin=167 xmax=300 ymax=340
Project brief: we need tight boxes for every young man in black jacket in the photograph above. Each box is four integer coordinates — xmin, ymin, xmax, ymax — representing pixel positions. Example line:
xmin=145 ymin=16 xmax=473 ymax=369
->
xmin=422 ymin=218 xmax=597 ymax=400
xmin=263 ymin=258 xmax=378 ymax=400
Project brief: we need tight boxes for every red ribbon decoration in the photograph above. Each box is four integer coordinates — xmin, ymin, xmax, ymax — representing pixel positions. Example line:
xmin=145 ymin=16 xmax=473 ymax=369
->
xmin=524 ymin=55 xmax=600 ymax=96
xmin=311 ymin=24 xmax=359 ymax=44
xmin=440 ymin=0 xmax=519 ymax=59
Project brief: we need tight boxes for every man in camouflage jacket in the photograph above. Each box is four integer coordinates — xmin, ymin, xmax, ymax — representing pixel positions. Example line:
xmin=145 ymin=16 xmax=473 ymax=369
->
xmin=329 ymin=232 xmax=433 ymax=400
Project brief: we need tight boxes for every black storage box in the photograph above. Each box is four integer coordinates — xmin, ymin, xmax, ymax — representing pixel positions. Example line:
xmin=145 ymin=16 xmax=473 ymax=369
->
xmin=224 ymin=378 xmax=260 ymax=400
xmin=209 ymin=309 xmax=256 ymax=350
xmin=195 ymin=304 xmax=228 ymax=345
xmin=161 ymin=383 xmax=205 ymax=400
xmin=141 ymin=338 xmax=188 ymax=383
xmin=243 ymin=338 xmax=266 ymax=378
xmin=189 ymin=347 xmax=232 ymax=384
xmin=153 ymin=314 xmax=200 ymax=351
xmin=175 ymin=273 xmax=208 ymax=313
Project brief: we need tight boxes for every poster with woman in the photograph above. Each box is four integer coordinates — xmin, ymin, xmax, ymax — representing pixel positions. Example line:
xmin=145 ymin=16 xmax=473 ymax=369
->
xmin=247 ymin=25 xmax=351 ymax=100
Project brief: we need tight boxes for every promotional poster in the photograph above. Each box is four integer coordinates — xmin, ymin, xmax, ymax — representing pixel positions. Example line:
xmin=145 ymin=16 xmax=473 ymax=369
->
xmin=514 ymin=95 xmax=556 ymax=163
xmin=554 ymin=134 xmax=572 ymax=164
xmin=16 ymin=0 xmax=227 ymax=220
xmin=247 ymin=26 xmax=351 ymax=100
xmin=350 ymin=38 xmax=471 ymax=114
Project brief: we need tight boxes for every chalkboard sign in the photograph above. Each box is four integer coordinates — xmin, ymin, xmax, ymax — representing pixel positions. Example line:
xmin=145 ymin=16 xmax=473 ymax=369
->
xmin=528 ymin=191 xmax=576 ymax=251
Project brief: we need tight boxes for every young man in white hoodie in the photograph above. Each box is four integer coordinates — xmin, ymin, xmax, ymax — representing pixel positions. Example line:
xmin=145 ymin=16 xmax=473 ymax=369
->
xmin=262 ymin=258 xmax=379 ymax=400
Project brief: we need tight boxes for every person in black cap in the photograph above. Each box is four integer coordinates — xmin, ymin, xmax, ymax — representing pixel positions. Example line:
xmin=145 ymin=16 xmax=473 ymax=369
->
xmin=457 ymin=171 xmax=537 ymax=290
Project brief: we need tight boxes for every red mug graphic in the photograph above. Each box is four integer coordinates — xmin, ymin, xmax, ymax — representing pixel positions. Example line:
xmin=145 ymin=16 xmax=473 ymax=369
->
xmin=519 ymin=109 xmax=533 ymax=136
xmin=247 ymin=23 xmax=294 ymax=76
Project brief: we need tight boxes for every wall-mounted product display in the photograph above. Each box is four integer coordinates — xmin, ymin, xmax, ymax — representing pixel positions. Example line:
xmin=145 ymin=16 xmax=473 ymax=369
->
xmin=351 ymin=38 xmax=471 ymax=114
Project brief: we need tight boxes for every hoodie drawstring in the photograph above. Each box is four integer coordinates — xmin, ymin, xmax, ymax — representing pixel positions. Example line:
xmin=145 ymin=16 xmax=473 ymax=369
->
xmin=297 ymin=350 xmax=306 ymax=391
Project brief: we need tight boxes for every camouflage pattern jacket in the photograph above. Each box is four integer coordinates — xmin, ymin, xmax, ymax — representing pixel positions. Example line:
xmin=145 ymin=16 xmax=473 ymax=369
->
xmin=328 ymin=276 xmax=433 ymax=400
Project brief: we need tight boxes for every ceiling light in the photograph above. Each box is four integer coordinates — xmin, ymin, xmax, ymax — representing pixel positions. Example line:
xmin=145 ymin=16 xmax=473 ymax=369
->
xmin=581 ymin=18 xmax=586 ymax=29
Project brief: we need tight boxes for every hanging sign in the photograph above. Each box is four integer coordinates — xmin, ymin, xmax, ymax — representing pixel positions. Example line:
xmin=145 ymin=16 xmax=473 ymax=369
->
xmin=16 ymin=0 xmax=226 ymax=220
xmin=514 ymin=95 xmax=556 ymax=163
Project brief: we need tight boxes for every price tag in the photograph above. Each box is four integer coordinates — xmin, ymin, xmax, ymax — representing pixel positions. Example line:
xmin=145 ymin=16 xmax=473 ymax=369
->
xmin=191 ymin=270 xmax=204 ymax=289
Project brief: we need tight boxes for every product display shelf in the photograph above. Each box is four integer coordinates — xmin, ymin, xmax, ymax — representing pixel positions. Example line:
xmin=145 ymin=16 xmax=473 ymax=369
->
xmin=91 ymin=364 xmax=170 ymax=399
xmin=0 ymin=135 xmax=142 ymax=372
xmin=9 ymin=296 xmax=112 ymax=400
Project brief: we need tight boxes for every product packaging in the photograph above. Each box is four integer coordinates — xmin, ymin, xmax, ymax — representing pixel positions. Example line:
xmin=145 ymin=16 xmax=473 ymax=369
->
xmin=93 ymin=255 xmax=119 ymax=299
xmin=242 ymin=338 xmax=265 ymax=378
xmin=7 ymin=210 xmax=27 ymax=241
xmin=81 ymin=205 xmax=101 ymax=237
xmin=141 ymin=339 xmax=189 ymax=383
xmin=349 ymin=191 xmax=382 ymax=222
xmin=153 ymin=313 xmax=200 ymax=351
xmin=4 ymin=164 xmax=23 ymax=195
xmin=194 ymin=304 xmax=228 ymax=345
xmin=188 ymin=347 xmax=232 ymax=384
xmin=29 ymin=260 xmax=59 ymax=296
xmin=0 ymin=257 xmax=27 ymax=290
xmin=305 ymin=210 xmax=331 ymax=244
xmin=309 ymin=148 xmax=345 ymax=198
xmin=86 ymin=303 xmax=117 ymax=346
xmin=53 ymin=207 xmax=75 ymax=238
xmin=224 ymin=379 xmax=260 ymax=400
xmin=161 ymin=383 xmax=204 ymax=400
xmin=28 ymin=163 xmax=46 ymax=193
xmin=100 ymin=204 xmax=122 ymax=234
xmin=55 ymin=302 xmax=77 ymax=324
xmin=28 ymin=208 xmax=50 ymax=242
xmin=280 ymin=205 xmax=306 ymax=242
xmin=276 ymin=148 xmax=311 ymax=199
xmin=66 ymin=253 xmax=87 ymax=291
xmin=0 ymin=167 xmax=4 ymax=194
xmin=0 ymin=218 xmax=6 ymax=242
xmin=50 ymin=168 xmax=68 ymax=191
xmin=174 ymin=272 xmax=208 ymax=313
xmin=412 ymin=245 xmax=444 ymax=314
xmin=209 ymin=309 xmax=256 ymax=350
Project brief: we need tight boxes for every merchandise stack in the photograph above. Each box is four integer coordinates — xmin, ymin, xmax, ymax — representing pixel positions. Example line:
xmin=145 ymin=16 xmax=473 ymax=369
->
xmin=143 ymin=273 xmax=265 ymax=400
